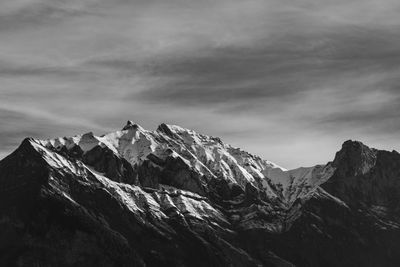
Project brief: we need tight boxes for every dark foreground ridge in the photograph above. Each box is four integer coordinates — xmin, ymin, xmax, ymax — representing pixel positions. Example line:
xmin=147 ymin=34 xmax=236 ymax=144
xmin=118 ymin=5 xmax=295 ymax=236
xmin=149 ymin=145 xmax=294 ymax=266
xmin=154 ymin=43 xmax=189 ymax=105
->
xmin=1 ymin=123 xmax=400 ymax=267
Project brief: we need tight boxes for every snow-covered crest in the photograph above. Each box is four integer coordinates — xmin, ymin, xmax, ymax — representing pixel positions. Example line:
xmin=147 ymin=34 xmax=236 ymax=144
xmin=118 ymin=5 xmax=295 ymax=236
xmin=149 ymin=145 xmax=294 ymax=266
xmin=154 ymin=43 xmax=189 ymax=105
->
xmin=39 ymin=121 xmax=335 ymax=203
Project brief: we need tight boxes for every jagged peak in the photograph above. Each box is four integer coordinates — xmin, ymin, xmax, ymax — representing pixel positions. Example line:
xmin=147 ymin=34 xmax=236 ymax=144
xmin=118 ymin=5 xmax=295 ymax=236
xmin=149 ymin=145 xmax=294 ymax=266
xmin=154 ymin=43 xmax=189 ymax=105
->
xmin=9 ymin=137 xmax=41 ymax=158
xmin=81 ymin=131 xmax=95 ymax=139
xmin=157 ymin=123 xmax=191 ymax=134
xmin=2 ymin=137 xmax=64 ymax=169
xmin=157 ymin=123 xmax=223 ymax=143
xmin=21 ymin=137 xmax=37 ymax=146
xmin=337 ymin=140 xmax=376 ymax=158
xmin=18 ymin=137 xmax=52 ymax=156
xmin=122 ymin=120 xmax=145 ymax=132
xmin=122 ymin=120 xmax=143 ymax=131
xmin=332 ymin=140 xmax=377 ymax=176
xmin=341 ymin=139 xmax=370 ymax=150
xmin=157 ymin=123 xmax=175 ymax=137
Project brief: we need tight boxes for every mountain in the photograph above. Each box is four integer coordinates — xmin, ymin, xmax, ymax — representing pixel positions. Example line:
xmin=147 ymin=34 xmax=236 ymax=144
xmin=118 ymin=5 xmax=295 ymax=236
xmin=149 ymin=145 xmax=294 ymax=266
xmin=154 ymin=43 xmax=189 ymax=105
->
xmin=0 ymin=121 xmax=399 ymax=266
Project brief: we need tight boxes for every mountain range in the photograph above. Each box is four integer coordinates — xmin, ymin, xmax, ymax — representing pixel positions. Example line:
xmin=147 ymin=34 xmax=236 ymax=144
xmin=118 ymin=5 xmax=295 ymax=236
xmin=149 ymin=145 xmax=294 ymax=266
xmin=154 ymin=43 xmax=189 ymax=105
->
xmin=1 ymin=121 xmax=399 ymax=266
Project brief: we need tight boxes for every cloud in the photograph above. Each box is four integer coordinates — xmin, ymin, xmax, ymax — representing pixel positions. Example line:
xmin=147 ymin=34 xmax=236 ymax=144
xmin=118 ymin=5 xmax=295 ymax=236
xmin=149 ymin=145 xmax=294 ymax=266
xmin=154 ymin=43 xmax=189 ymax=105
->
xmin=0 ymin=61 xmax=85 ymax=77
xmin=1 ymin=0 xmax=400 ymax=167
xmin=128 ymin=24 xmax=400 ymax=111
xmin=0 ymin=0 xmax=97 ymax=32
xmin=316 ymin=89 xmax=400 ymax=133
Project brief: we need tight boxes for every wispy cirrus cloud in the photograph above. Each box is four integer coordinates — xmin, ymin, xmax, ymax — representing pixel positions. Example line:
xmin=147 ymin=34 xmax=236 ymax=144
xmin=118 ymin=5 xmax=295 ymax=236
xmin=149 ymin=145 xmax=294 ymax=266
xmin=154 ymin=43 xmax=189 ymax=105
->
xmin=0 ymin=0 xmax=98 ymax=32
xmin=1 ymin=0 xmax=400 ymax=168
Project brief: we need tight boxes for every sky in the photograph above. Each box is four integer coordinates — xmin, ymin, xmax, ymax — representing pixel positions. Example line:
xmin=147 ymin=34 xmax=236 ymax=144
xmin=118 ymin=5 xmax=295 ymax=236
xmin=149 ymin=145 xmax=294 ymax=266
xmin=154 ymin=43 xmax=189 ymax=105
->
xmin=1 ymin=0 xmax=400 ymax=168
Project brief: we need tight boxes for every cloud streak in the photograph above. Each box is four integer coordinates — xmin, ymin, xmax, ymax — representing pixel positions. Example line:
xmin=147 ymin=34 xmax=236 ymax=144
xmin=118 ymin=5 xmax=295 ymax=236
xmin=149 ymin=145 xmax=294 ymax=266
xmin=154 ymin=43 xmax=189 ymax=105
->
xmin=0 ymin=0 xmax=97 ymax=32
xmin=1 ymin=0 xmax=400 ymax=168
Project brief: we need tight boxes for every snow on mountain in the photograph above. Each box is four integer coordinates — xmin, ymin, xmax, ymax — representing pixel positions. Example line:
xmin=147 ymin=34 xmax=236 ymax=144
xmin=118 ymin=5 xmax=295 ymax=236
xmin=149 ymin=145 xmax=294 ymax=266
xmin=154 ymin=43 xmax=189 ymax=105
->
xmin=39 ymin=121 xmax=335 ymax=204
xmin=2 ymin=123 xmax=400 ymax=266
xmin=26 ymin=137 xmax=228 ymax=226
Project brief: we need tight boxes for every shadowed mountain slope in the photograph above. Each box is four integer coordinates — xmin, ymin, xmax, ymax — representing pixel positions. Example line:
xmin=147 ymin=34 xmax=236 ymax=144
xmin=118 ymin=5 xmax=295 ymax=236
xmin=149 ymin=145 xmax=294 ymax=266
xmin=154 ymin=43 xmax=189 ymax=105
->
xmin=1 ymin=122 xmax=399 ymax=266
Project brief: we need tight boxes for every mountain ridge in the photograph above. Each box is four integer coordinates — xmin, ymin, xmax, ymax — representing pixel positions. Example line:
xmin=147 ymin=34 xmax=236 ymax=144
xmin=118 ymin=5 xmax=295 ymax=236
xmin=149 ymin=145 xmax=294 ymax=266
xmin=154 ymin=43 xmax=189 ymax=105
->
xmin=1 ymin=121 xmax=400 ymax=266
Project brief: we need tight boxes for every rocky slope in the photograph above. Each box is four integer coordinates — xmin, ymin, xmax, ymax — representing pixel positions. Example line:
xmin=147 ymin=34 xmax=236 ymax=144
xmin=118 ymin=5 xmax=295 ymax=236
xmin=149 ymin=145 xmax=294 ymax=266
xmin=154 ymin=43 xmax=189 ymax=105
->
xmin=0 ymin=121 xmax=399 ymax=266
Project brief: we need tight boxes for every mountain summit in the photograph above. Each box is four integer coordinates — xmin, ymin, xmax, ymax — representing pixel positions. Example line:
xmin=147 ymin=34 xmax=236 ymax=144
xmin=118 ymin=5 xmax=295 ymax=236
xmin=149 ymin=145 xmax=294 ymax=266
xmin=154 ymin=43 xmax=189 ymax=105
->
xmin=0 ymin=122 xmax=399 ymax=266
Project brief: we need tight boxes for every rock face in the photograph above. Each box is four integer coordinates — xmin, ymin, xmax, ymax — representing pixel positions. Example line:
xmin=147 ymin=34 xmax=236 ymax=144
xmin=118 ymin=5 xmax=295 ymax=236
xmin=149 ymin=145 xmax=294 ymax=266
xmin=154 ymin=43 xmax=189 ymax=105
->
xmin=0 ymin=123 xmax=400 ymax=267
xmin=323 ymin=140 xmax=400 ymax=210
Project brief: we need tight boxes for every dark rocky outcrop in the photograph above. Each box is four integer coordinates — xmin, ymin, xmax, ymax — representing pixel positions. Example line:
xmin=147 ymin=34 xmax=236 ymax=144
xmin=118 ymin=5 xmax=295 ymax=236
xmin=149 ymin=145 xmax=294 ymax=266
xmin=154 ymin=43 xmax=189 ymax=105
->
xmin=83 ymin=145 xmax=138 ymax=185
xmin=1 ymin=135 xmax=400 ymax=267
xmin=323 ymin=140 xmax=400 ymax=212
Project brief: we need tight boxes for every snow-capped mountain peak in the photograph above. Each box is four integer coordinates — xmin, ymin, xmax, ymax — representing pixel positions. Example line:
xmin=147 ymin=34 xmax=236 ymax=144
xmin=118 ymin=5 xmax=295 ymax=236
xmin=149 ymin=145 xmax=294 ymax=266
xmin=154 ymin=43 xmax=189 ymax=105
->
xmin=36 ymin=121 xmax=336 ymax=204
xmin=2 ymin=122 xmax=400 ymax=266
